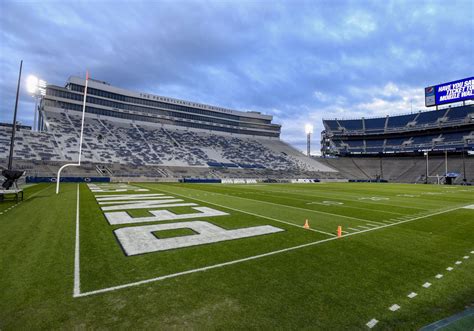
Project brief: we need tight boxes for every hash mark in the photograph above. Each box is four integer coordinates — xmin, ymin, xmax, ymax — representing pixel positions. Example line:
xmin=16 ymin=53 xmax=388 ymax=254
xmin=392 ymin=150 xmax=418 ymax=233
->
xmin=366 ymin=318 xmax=378 ymax=328
xmin=389 ymin=304 xmax=400 ymax=311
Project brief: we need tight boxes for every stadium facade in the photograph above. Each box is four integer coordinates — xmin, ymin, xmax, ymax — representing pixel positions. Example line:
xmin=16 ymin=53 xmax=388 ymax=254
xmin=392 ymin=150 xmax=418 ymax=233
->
xmin=1 ymin=75 xmax=473 ymax=184
xmin=0 ymin=76 xmax=335 ymax=180
xmin=321 ymin=105 xmax=474 ymax=156
xmin=40 ymin=76 xmax=281 ymax=138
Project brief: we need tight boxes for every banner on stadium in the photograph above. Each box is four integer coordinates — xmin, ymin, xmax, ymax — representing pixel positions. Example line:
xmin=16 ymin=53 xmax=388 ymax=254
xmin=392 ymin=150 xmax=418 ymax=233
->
xmin=425 ymin=76 xmax=474 ymax=107
xmin=26 ymin=176 xmax=111 ymax=183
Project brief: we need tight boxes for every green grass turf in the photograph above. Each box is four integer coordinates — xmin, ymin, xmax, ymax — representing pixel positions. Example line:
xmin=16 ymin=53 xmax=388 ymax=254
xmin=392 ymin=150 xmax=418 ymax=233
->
xmin=0 ymin=182 xmax=473 ymax=329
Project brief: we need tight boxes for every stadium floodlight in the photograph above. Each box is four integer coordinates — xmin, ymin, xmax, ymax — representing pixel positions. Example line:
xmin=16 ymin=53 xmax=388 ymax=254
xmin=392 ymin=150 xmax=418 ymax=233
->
xmin=26 ymin=75 xmax=39 ymax=94
xmin=305 ymin=124 xmax=313 ymax=156
xmin=56 ymin=71 xmax=89 ymax=194
xmin=26 ymin=75 xmax=47 ymax=131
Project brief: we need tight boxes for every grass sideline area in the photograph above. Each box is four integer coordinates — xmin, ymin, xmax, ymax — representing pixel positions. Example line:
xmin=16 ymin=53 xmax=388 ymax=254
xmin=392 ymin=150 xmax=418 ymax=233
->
xmin=0 ymin=182 xmax=473 ymax=329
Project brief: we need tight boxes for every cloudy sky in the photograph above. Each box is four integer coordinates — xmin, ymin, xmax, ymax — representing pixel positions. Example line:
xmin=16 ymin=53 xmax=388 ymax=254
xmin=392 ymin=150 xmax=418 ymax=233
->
xmin=1 ymin=0 xmax=473 ymax=152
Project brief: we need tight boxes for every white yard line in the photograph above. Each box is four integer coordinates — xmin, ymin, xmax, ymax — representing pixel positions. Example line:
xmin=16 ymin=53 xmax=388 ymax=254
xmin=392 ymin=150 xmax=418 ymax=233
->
xmin=73 ymin=185 xmax=81 ymax=297
xmin=156 ymin=184 xmax=379 ymax=224
xmin=153 ymin=186 xmax=336 ymax=237
xmin=73 ymin=185 xmax=469 ymax=298
xmin=239 ymin=186 xmax=435 ymax=211
xmin=250 ymin=191 xmax=406 ymax=216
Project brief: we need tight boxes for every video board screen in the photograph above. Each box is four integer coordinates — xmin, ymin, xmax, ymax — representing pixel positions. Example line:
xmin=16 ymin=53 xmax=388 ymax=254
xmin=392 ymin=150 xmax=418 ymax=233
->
xmin=425 ymin=76 xmax=474 ymax=107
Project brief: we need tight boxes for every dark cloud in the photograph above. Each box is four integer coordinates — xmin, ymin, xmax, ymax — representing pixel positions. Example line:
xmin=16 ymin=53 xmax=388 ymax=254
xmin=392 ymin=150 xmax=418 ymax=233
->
xmin=1 ymin=0 xmax=473 ymax=152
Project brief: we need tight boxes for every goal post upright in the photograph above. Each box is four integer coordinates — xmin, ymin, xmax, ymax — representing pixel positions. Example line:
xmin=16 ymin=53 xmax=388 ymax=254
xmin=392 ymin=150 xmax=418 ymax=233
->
xmin=56 ymin=71 xmax=89 ymax=194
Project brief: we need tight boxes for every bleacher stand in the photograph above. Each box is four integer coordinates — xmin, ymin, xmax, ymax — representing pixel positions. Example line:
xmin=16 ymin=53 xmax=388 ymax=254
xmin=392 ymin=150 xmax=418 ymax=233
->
xmin=0 ymin=109 xmax=337 ymax=180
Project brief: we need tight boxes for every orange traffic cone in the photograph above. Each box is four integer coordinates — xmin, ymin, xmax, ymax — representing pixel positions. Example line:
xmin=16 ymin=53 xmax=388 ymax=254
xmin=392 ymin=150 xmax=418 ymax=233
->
xmin=303 ymin=219 xmax=310 ymax=229
xmin=337 ymin=226 xmax=342 ymax=237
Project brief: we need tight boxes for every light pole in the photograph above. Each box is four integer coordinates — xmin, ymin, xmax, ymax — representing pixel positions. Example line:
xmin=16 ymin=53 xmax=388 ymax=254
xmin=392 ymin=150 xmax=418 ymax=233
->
xmin=424 ymin=151 xmax=429 ymax=184
xmin=26 ymin=75 xmax=47 ymax=131
xmin=305 ymin=124 xmax=313 ymax=157
xmin=8 ymin=60 xmax=22 ymax=170
xmin=444 ymin=149 xmax=448 ymax=178
xmin=462 ymin=140 xmax=469 ymax=183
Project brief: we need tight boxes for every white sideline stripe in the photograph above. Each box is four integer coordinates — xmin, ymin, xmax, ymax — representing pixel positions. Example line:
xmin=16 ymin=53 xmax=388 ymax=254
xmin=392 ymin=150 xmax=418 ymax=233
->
xmin=75 ymin=232 xmax=341 ymax=297
xmin=365 ymin=224 xmax=379 ymax=228
xmin=462 ymin=204 xmax=474 ymax=209
xmin=158 ymin=184 xmax=378 ymax=224
xmin=153 ymin=186 xmax=337 ymax=237
xmin=423 ymin=282 xmax=431 ymax=288
xmin=73 ymin=185 xmax=81 ymax=297
xmin=0 ymin=183 xmax=51 ymax=217
xmin=73 ymin=187 xmax=468 ymax=298
xmin=407 ymin=292 xmax=417 ymax=298
xmin=358 ymin=225 xmax=370 ymax=229
xmin=348 ymin=227 xmax=360 ymax=231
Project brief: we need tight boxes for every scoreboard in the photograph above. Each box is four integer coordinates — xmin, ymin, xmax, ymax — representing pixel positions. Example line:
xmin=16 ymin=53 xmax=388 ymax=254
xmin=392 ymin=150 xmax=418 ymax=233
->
xmin=425 ymin=76 xmax=474 ymax=107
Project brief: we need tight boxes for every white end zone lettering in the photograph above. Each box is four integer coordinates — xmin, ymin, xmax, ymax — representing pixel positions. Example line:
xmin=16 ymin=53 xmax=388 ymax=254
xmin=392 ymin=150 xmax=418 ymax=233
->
xmin=115 ymin=221 xmax=284 ymax=256
xmin=105 ymin=207 xmax=229 ymax=225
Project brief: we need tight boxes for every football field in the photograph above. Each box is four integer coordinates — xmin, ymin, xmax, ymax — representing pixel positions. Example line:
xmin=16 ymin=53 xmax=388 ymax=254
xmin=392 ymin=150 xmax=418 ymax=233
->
xmin=1 ymin=182 xmax=473 ymax=329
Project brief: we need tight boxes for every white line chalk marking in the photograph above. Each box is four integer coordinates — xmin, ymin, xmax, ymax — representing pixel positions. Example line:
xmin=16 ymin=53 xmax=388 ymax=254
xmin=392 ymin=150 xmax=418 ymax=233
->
xmin=407 ymin=292 xmax=417 ymax=299
xmin=435 ymin=274 xmax=443 ymax=279
xmin=389 ymin=304 xmax=400 ymax=311
xmin=455 ymin=261 xmax=462 ymax=265
xmin=422 ymin=282 xmax=431 ymax=288
xmin=73 ymin=185 xmax=469 ymax=298
xmin=161 ymin=184 xmax=379 ymax=224
xmin=74 ymin=185 xmax=81 ymax=297
xmin=463 ymin=256 xmax=469 ymax=259
xmin=366 ymin=319 xmax=378 ymax=328
xmin=446 ymin=267 xmax=453 ymax=271
xmin=154 ymin=187 xmax=336 ymax=237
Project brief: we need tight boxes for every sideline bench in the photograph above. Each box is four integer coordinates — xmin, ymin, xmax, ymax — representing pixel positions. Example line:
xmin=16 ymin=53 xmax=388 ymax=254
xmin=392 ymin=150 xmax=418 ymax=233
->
xmin=0 ymin=189 xmax=24 ymax=202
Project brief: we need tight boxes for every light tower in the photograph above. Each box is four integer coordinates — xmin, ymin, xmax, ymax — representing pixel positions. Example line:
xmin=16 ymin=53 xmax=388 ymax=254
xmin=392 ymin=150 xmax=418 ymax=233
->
xmin=305 ymin=124 xmax=313 ymax=157
xmin=26 ymin=75 xmax=46 ymax=131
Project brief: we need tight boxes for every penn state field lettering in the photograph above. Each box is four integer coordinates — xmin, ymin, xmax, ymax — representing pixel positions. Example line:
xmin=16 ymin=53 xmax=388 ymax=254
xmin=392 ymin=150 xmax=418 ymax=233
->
xmin=115 ymin=221 xmax=283 ymax=256
xmin=87 ymin=184 xmax=283 ymax=256
xmin=105 ymin=206 xmax=229 ymax=225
